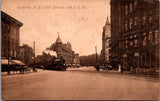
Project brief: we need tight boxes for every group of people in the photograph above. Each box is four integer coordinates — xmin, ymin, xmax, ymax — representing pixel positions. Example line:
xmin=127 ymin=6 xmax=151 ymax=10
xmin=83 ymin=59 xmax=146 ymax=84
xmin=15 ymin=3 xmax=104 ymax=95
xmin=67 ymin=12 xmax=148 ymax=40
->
xmin=95 ymin=63 xmax=124 ymax=73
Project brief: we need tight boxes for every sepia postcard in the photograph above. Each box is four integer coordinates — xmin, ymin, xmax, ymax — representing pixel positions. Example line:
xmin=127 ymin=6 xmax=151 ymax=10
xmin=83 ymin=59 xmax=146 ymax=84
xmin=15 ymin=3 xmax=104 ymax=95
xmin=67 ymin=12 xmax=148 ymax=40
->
xmin=1 ymin=0 xmax=160 ymax=100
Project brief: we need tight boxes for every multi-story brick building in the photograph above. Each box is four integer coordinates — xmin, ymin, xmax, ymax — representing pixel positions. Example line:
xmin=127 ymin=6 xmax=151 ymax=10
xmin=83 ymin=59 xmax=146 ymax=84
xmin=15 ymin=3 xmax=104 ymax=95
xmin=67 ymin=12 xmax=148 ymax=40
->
xmin=1 ymin=11 xmax=23 ymax=60
xmin=101 ymin=17 xmax=111 ymax=65
xmin=110 ymin=0 xmax=159 ymax=70
xmin=19 ymin=44 xmax=34 ymax=65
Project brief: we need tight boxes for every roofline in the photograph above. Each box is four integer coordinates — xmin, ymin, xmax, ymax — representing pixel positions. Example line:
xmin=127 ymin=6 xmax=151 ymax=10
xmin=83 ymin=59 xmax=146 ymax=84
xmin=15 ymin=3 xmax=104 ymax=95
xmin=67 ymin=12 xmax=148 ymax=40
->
xmin=1 ymin=11 xmax=23 ymax=27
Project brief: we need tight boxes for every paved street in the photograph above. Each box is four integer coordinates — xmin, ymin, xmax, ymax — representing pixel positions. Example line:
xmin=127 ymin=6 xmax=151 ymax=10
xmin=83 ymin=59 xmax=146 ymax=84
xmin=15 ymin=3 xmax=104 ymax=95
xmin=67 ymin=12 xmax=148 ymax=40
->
xmin=1 ymin=67 xmax=160 ymax=100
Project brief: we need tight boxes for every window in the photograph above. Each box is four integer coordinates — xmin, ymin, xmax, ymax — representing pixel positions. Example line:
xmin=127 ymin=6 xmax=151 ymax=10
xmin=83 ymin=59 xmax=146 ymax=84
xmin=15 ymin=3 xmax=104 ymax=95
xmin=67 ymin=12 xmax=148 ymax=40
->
xmin=14 ymin=50 xmax=16 ymax=57
xmin=12 ymin=38 xmax=14 ymax=45
xmin=119 ymin=43 xmax=121 ymax=49
xmin=109 ymin=49 xmax=111 ymax=53
xmin=149 ymin=16 xmax=153 ymax=24
xmin=134 ymin=39 xmax=137 ymax=47
xmin=129 ymin=18 xmax=133 ymax=29
xmin=2 ymin=22 xmax=5 ymax=32
xmin=155 ymin=30 xmax=159 ymax=42
xmin=125 ymin=40 xmax=128 ymax=48
xmin=7 ymin=25 xmax=10 ymax=33
xmin=125 ymin=5 xmax=128 ymax=15
xmin=129 ymin=3 xmax=133 ymax=13
xmin=134 ymin=0 xmax=137 ymax=11
xmin=10 ymin=50 xmax=12 ymax=57
xmin=125 ymin=20 xmax=128 ymax=31
xmin=134 ymin=17 xmax=137 ymax=25
xmin=134 ymin=34 xmax=137 ymax=38
xmin=2 ymin=36 xmax=7 ymax=45
xmin=3 ymin=48 xmax=6 ymax=56
xmin=12 ymin=50 xmax=14 ymax=58
xmin=5 ymin=24 xmax=7 ymax=31
xmin=156 ymin=8 xmax=159 ymax=20
xmin=16 ymin=51 xmax=18 ymax=58
xmin=130 ymin=41 xmax=133 ymax=46
xmin=143 ymin=33 xmax=147 ymax=46
xmin=15 ymin=40 xmax=18 ymax=46
xmin=149 ymin=31 xmax=152 ymax=41
xmin=143 ymin=16 xmax=147 ymax=26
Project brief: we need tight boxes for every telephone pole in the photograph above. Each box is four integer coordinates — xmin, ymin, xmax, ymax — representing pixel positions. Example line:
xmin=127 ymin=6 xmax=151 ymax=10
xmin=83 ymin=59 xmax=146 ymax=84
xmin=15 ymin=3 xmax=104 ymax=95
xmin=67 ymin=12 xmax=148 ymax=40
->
xmin=33 ymin=41 xmax=35 ymax=71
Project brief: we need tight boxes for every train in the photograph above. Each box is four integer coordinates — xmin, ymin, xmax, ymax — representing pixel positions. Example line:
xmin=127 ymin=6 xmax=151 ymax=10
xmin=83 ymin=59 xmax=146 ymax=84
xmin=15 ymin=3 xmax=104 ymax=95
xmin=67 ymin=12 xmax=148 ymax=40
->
xmin=34 ymin=57 xmax=67 ymax=71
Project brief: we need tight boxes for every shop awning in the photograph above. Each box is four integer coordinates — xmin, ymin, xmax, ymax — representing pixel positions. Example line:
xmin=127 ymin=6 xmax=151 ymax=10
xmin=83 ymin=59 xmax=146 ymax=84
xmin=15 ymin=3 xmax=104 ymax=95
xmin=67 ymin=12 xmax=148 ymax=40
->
xmin=1 ymin=59 xmax=12 ymax=65
xmin=11 ymin=60 xmax=25 ymax=65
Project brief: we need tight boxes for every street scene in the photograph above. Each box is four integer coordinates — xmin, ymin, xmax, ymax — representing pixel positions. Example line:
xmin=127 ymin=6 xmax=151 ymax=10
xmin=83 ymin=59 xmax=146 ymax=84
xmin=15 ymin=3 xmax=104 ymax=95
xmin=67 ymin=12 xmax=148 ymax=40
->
xmin=2 ymin=67 xmax=159 ymax=100
xmin=1 ymin=0 xmax=160 ymax=100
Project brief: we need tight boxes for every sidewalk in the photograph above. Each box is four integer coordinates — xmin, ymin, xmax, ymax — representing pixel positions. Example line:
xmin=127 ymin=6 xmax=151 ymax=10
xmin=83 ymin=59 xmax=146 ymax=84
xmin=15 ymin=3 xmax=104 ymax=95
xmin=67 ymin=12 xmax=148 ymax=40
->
xmin=1 ymin=68 xmax=44 ymax=76
xmin=108 ymin=69 xmax=160 ymax=78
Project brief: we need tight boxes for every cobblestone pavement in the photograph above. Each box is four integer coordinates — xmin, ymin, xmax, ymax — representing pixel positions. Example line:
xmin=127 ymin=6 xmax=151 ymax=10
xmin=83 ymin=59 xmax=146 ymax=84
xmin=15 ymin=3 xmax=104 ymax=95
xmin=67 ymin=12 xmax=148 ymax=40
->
xmin=1 ymin=67 xmax=160 ymax=100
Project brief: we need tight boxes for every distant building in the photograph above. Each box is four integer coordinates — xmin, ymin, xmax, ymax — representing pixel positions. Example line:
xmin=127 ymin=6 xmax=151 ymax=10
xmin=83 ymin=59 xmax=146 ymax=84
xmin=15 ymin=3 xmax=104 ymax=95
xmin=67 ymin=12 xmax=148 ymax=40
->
xmin=110 ymin=0 xmax=159 ymax=70
xmin=48 ymin=34 xmax=80 ymax=65
xmin=19 ymin=44 xmax=34 ymax=65
xmin=1 ymin=11 xmax=23 ymax=60
xmin=74 ymin=53 xmax=80 ymax=66
xmin=101 ymin=17 xmax=111 ymax=65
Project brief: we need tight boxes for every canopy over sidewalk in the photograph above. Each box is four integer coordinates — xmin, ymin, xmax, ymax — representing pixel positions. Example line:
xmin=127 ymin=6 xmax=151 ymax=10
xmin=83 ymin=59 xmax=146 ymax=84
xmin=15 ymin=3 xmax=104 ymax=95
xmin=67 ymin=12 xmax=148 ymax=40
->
xmin=11 ymin=60 xmax=25 ymax=65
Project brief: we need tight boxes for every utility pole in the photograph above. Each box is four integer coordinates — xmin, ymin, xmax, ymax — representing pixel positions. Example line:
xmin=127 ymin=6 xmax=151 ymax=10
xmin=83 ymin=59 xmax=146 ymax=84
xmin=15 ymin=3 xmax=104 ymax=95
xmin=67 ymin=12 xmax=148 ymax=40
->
xmin=8 ymin=38 xmax=10 ymax=74
xmin=33 ymin=41 xmax=35 ymax=71
xmin=95 ymin=46 xmax=99 ymax=71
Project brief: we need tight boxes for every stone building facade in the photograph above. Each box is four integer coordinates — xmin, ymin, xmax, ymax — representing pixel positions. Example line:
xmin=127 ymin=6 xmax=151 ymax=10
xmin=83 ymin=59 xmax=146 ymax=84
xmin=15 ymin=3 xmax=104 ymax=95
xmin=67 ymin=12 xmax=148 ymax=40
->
xmin=19 ymin=44 xmax=34 ymax=65
xmin=101 ymin=17 xmax=111 ymax=65
xmin=1 ymin=11 xmax=23 ymax=60
xmin=110 ymin=0 xmax=159 ymax=70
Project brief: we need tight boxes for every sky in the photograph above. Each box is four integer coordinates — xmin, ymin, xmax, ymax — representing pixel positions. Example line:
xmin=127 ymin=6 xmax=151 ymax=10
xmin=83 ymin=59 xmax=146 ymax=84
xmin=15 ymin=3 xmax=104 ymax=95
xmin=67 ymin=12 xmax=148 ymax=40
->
xmin=1 ymin=0 xmax=110 ymax=56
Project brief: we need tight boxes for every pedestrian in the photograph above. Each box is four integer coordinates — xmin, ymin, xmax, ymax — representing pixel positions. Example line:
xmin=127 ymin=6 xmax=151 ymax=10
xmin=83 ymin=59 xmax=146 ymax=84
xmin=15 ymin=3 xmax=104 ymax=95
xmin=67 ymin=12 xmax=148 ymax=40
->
xmin=118 ymin=64 xmax=121 ymax=72
xmin=96 ymin=64 xmax=99 ymax=71
xmin=106 ymin=65 xmax=108 ymax=72
xmin=121 ymin=65 xmax=123 ymax=73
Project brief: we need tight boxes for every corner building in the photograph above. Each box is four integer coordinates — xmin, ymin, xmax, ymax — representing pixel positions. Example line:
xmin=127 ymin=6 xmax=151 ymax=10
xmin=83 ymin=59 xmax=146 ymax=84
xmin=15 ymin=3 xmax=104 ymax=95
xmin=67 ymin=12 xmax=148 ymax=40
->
xmin=1 ymin=11 xmax=23 ymax=60
xmin=110 ymin=0 xmax=159 ymax=70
